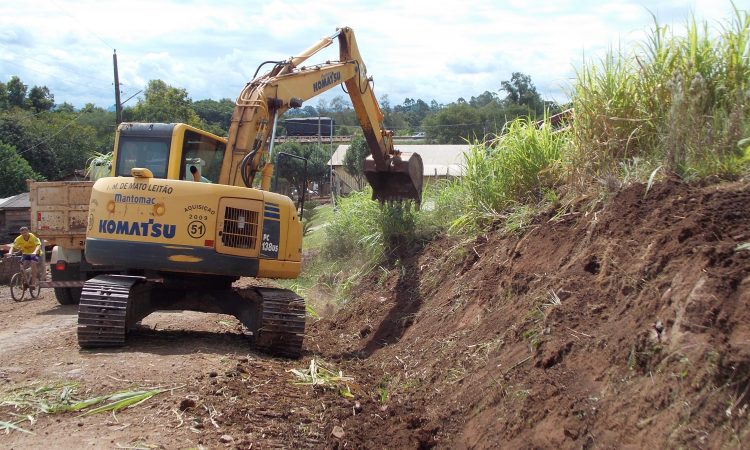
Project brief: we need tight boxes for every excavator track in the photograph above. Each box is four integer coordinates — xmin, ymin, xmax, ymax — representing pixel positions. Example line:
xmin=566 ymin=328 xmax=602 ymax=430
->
xmin=77 ymin=275 xmax=144 ymax=348
xmin=255 ymin=288 xmax=306 ymax=358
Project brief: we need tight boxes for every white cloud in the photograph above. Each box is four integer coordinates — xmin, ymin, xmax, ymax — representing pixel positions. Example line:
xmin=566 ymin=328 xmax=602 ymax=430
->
xmin=0 ymin=0 xmax=744 ymax=109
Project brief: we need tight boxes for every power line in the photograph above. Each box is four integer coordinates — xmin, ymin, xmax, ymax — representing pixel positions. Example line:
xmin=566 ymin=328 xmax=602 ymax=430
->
xmin=0 ymin=56 xmax=112 ymax=94
xmin=0 ymin=50 xmax=110 ymax=86
xmin=14 ymin=110 xmax=88 ymax=156
xmin=49 ymin=0 xmax=114 ymax=50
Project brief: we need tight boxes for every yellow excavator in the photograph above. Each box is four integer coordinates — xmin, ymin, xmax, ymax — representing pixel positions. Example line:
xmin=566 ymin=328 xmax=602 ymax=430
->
xmin=79 ymin=27 xmax=423 ymax=357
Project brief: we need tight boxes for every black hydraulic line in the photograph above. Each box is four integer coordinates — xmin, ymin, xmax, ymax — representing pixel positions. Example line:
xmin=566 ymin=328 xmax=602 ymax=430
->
xmin=239 ymin=149 xmax=258 ymax=187
xmin=252 ymin=60 xmax=285 ymax=80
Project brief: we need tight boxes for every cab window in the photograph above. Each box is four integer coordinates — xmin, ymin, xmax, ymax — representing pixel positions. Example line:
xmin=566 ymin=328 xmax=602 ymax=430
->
xmin=181 ymin=130 xmax=226 ymax=183
xmin=115 ymin=138 xmax=170 ymax=178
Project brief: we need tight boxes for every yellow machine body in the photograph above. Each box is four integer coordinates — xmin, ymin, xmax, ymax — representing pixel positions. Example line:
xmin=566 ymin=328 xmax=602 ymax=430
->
xmin=85 ymin=123 xmax=302 ymax=279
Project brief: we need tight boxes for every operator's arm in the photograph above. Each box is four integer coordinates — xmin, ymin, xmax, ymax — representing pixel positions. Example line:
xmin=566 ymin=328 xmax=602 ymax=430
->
xmin=31 ymin=234 xmax=41 ymax=256
xmin=10 ymin=236 xmax=21 ymax=254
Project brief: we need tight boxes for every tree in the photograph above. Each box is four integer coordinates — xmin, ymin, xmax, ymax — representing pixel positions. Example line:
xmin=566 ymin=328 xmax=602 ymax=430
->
xmin=55 ymin=102 xmax=76 ymax=113
xmin=394 ymin=98 xmax=432 ymax=131
xmin=469 ymin=91 xmax=499 ymax=108
xmin=128 ymin=79 xmax=202 ymax=126
xmin=500 ymin=72 xmax=543 ymax=114
xmin=0 ymin=141 xmax=42 ymax=196
xmin=0 ymin=109 xmax=99 ymax=180
xmin=0 ymin=81 xmax=8 ymax=110
xmin=421 ymin=102 xmax=482 ymax=144
xmin=30 ymin=112 xmax=100 ymax=177
xmin=343 ymin=134 xmax=370 ymax=189
xmin=273 ymin=142 xmax=329 ymax=197
xmin=77 ymin=105 xmax=117 ymax=153
xmin=27 ymin=85 xmax=54 ymax=112
xmin=193 ymin=98 xmax=234 ymax=133
xmin=6 ymin=76 xmax=26 ymax=108
xmin=0 ymin=115 xmax=55 ymax=178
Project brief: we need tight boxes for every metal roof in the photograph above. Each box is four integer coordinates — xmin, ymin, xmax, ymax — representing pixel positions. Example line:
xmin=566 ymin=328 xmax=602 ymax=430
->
xmin=328 ymin=144 xmax=470 ymax=177
xmin=0 ymin=192 xmax=30 ymax=209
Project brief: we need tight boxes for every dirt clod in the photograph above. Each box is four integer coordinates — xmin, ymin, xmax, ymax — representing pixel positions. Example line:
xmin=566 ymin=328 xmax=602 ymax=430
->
xmin=179 ymin=398 xmax=196 ymax=411
xmin=331 ymin=425 xmax=345 ymax=439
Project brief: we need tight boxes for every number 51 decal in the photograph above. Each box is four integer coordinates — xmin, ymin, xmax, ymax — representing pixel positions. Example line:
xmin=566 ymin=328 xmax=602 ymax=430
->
xmin=188 ymin=220 xmax=206 ymax=238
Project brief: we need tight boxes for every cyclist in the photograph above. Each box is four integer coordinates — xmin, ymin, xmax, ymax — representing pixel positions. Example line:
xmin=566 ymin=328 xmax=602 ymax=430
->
xmin=10 ymin=226 xmax=42 ymax=287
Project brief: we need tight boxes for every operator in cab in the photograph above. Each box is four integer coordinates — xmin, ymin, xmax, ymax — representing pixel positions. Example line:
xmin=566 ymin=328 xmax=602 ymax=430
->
xmin=10 ymin=226 xmax=42 ymax=287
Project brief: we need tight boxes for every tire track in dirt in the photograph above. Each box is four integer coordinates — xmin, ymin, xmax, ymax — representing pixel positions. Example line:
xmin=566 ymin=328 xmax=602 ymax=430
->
xmin=0 ymin=289 xmax=77 ymax=359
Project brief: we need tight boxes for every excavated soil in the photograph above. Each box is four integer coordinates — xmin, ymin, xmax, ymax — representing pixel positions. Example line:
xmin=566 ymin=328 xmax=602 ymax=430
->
xmin=306 ymin=179 xmax=750 ymax=449
xmin=1 ymin=179 xmax=749 ymax=449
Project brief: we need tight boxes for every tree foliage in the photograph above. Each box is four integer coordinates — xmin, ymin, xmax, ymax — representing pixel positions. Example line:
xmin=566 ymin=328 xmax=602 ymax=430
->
xmin=422 ymin=102 xmax=482 ymax=144
xmin=127 ymin=80 xmax=202 ymax=126
xmin=0 ymin=71 xmax=558 ymax=192
xmin=193 ymin=98 xmax=234 ymax=135
xmin=273 ymin=142 xmax=330 ymax=197
xmin=0 ymin=109 xmax=99 ymax=180
xmin=501 ymin=72 xmax=544 ymax=114
xmin=343 ymin=134 xmax=370 ymax=189
xmin=6 ymin=76 xmax=27 ymax=108
xmin=28 ymin=85 xmax=54 ymax=112
xmin=0 ymin=141 xmax=42 ymax=196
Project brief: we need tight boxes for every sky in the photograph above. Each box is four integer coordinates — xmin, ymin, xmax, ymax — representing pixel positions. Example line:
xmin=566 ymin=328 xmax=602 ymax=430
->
xmin=0 ymin=0 xmax=745 ymax=110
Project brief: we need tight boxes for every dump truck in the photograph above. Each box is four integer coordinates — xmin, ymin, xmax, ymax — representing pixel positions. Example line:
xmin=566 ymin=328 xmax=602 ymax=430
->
xmin=29 ymin=180 xmax=99 ymax=305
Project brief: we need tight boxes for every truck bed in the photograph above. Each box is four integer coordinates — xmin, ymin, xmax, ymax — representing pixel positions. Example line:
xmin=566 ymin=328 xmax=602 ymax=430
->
xmin=29 ymin=180 xmax=93 ymax=249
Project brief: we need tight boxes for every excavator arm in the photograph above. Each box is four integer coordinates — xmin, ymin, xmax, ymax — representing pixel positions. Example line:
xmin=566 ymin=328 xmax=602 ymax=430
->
xmin=220 ymin=27 xmax=423 ymax=204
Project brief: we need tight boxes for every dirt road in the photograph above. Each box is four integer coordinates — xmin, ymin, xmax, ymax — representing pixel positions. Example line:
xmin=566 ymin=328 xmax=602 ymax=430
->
xmin=0 ymin=286 xmax=349 ymax=449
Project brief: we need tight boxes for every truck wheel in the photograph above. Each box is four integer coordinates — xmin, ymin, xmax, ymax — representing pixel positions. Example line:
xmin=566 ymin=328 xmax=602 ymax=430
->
xmin=54 ymin=287 xmax=82 ymax=305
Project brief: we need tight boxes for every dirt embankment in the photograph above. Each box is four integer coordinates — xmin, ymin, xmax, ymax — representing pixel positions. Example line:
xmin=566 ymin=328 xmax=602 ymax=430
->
xmin=306 ymin=179 xmax=750 ymax=449
xmin=1 ymin=179 xmax=748 ymax=449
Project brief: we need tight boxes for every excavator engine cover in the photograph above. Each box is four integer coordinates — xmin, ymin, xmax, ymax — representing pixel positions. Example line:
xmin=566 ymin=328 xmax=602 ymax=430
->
xmin=364 ymin=152 xmax=423 ymax=204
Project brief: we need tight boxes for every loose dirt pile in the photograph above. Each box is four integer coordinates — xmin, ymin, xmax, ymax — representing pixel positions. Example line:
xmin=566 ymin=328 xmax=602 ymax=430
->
xmin=303 ymin=179 xmax=750 ymax=448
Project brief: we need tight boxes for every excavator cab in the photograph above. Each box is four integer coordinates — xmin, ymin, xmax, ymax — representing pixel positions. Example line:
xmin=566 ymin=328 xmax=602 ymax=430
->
xmin=112 ymin=123 xmax=227 ymax=182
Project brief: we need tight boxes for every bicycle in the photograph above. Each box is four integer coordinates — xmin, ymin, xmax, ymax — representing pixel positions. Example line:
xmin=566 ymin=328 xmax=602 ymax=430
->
xmin=9 ymin=253 xmax=42 ymax=302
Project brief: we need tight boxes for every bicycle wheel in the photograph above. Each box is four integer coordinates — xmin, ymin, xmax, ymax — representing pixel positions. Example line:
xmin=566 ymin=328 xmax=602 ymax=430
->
xmin=28 ymin=281 xmax=41 ymax=299
xmin=10 ymin=272 xmax=25 ymax=302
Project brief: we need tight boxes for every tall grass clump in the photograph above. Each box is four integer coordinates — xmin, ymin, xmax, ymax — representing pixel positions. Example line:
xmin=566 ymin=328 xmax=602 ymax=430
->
xmin=322 ymin=188 xmax=420 ymax=263
xmin=416 ymin=180 xmax=466 ymax=236
xmin=571 ymin=6 xmax=750 ymax=186
xmin=312 ymin=189 xmax=421 ymax=303
xmin=322 ymin=189 xmax=384 ymax=263
xmin=451 ymin=116 xmax=568 ymax=231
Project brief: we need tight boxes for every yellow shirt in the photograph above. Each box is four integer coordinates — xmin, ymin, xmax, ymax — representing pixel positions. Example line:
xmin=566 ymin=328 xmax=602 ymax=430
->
xmin=13 ymin=233 xmax=41 ymax=255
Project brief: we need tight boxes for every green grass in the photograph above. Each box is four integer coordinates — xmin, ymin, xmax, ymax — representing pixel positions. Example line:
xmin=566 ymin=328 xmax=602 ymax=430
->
xmin=448 ymin=116 xmax=568 ymax=233
xmin=570 ymin=6 xmax=750 ymax=187
xmin=291 ymin=7 xmax=750 ymax=318
xmin=301 ymin=203 xmax=333 ymax=251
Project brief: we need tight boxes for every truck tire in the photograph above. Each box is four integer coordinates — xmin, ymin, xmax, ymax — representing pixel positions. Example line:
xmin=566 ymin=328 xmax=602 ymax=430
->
xmin=54 ymin=287 xmax=82 ymax=305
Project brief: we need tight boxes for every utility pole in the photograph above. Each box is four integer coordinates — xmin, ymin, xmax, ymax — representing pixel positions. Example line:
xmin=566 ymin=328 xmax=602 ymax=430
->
xmin=329 ymin=117 xmax=334 ymax=204
xmin=113 ymin=50 xmax=122 ymax=125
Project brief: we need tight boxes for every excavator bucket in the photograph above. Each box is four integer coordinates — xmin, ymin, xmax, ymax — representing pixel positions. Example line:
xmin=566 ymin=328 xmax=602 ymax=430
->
xmin=364 ymin=152 xmax=424 ymax=205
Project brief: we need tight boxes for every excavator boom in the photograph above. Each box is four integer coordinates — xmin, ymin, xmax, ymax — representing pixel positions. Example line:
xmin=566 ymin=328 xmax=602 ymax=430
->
xmin=223 ymin=26 xmax=423 ymax=204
